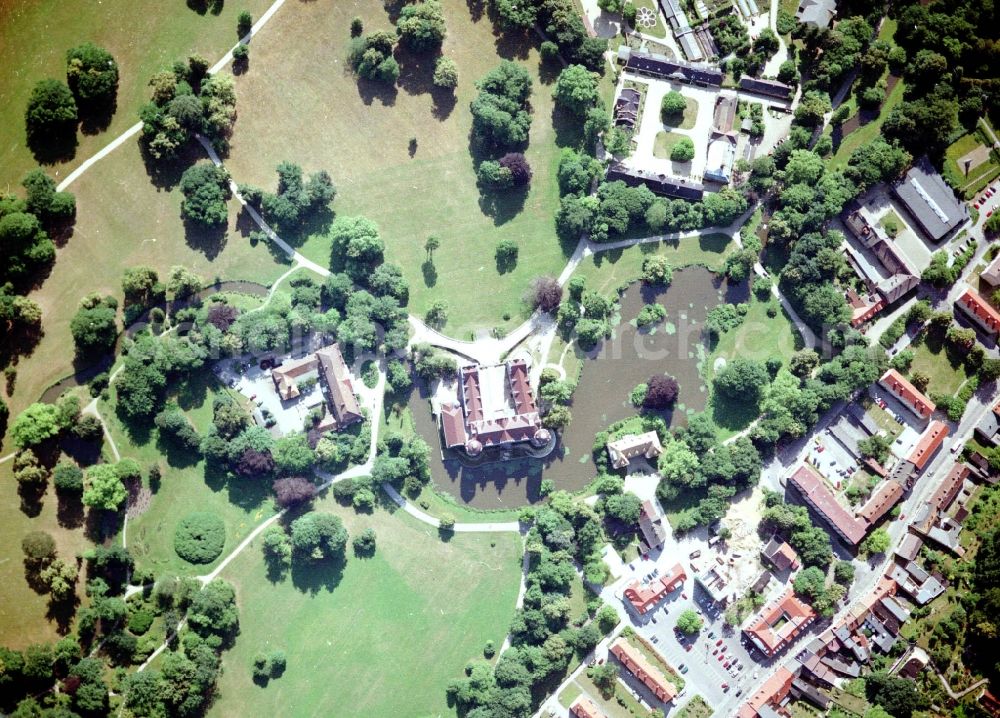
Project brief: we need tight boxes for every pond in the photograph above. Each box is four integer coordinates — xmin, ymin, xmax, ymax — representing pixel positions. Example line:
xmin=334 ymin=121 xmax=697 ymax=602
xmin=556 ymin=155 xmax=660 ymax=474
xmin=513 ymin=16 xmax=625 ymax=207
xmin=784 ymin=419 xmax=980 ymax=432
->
xmin=411 ymin=266 xmax=748 ymax=509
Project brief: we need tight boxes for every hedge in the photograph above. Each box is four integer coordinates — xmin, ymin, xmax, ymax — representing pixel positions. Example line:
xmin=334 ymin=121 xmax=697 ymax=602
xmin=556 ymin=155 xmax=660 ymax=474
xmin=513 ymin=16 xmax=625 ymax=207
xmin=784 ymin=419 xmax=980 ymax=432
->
xmin=174 ymin=512 xmax=226 ymax=564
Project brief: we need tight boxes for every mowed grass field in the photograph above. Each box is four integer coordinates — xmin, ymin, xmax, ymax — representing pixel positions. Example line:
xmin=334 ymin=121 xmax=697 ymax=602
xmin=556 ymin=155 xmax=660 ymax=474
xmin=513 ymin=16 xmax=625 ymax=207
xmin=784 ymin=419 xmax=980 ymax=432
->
xmin=221 ymin=0 xmax=574 ymax=338
xmin=3 ymin=136 xmax=290 ymax=423
xmin=0 ymin=455 xmax=97 ymax=648
xmin=0 ymin=0 xmax=273 ymax=186
xmin=101 ymin=372 xmax=277 ymax=578
xmin=208 ymin=499 xmax=523 ymax=718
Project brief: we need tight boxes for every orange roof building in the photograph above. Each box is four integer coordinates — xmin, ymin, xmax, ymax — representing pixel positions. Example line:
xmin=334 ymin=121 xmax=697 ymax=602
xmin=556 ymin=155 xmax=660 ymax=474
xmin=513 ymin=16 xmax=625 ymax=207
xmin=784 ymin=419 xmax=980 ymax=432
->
xmin=609 ymin=638 xmax=678 ymax=703
xmin=623 ymin=563 xmax=686 ymax=614
xmin=907 ymin=420 xmax=949 ymax=472
xmin=956 ymin=289 xmax=1000 ymax=336
xmin=858 ymin=481 xmax=905 ymax=524
xmin=270 ymin=344 xmax=363 ymax=432
xmin=879 ymin=368 xmax=936 ymax=420
xmin=930 ymin=463 xmax=970 ymax=512
xmin=744 ymin=587 xmax=817 ymax=658
xmin=788 ymin=464 xmax=868 ymax=546
xmin=737 ymin=666 xmax=795 ymax=718
xmin=570 ymin=696 xmax=607 ymax=718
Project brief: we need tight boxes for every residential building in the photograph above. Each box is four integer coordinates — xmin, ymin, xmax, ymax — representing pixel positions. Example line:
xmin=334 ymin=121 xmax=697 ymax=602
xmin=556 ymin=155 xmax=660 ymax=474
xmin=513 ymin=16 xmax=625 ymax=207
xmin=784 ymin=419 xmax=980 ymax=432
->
xmin=694 ymin=564 xmax=732 ymax=604
xmin=609 ymin=639 xmax=678 ymax=703
xmin=974 ymin=401 xmax=1000 ymax=446
xmin=270 ymin=343 xmax=363 ymax=433
xmin=879 ymin=368 xmax=936 ymax=421
xmin=744 ymin=587 xmax=817 ymax=658
xmin=440 ymin=360 xmax=549 ymax=457
xmin=761 ymin=536 xmax=800 ymax=572
xmin=618 ymin=47 xmax=724 ymax=86
xmin=638 ymin=500 xmax=667 ymax=553
xmin=930 ymin=463 xmax=971 ymax=512
xmin=705 ymin=131 xmax=737 ymax=184
xmin=892 ymin=158 xmax=968 ymax=242
xmin=623 ymin=563 xmax=686 ymax=614
xmin=894 ymin=533 xmax=923 ymax=562
xmin=907 ymin=420 xmax=949 ymax=473
xmin=888 ymin=561 xmax=945 ymax=605
xmin=570 ymin=696 xmax=606 ymax=718
xmin=956 ymin=288 xmax=1000 ymax=336
xmin=736 ymin=666 xmax=795 ymax=718
xmin=738 ymin=75 xmax=793 ymax=100
xmin=606 ymin=161 xmax=706 ymax=201
xmin=858 ymin=480 xmax=905 ymax=525
xmin=842 ymin=205 xmax=919 ymax=327
xmin=614 ymin=88 xmax=641 ymax=128
xmin=788 ymin=464 xmax=868 ymax=546
xmin=607 ymin=431 xmax=664 ymax=469
xmin=795 ymin=0 xmax=836 ymax=27
xmin=982 ymin=252 xmax=1000 ymax=288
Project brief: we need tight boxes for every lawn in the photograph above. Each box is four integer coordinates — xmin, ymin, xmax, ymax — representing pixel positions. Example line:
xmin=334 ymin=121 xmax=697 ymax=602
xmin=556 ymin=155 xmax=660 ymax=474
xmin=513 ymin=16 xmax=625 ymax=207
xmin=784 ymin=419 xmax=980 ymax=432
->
xmin=572 ymin=233 xmax=735 ymax=295
xmin=3 ymin=136 xmax=290 ymax=422
xmin=208 ymin=499 xmax=523 ymax=718
xmin=220 ymin=0 xmax=575 ymax=339
xmin=100 ymin=372 xmax=277 ymax=578
xmin=941 ymin=125 xmax=1000 ymax=199
xmin=0 ymin=452 xmax=98 ymax=648
xmin=703 ymin=294 xmax=803 ymax=438
xmin=662 ymin=97 xmax=699 ymax=131
xmin=0 ymin=0 xmax=274 ymax=186
xmin=675 ymin=695 xmax=713 ymax=718
xmin=828 ymin=76 xmax=906 ymax=171
xmin=879 ymin=209 xmax=904 ymax=237
xmin=630 ymin=0 xmax=668 ymax=39
xmin=909 ymin=333 xmax=973 ymax=398
xmin=702 ymin=294 xmax=803 ymax=384
xmin=653 ymin=130 xmax=690 ymax=160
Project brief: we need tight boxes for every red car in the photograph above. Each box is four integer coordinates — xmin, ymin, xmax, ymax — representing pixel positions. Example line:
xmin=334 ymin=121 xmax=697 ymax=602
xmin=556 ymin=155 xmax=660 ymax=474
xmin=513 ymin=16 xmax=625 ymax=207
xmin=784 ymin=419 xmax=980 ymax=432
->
xmin=718 ymin=654 xmax=725 ymax=662
xmin=724 ymin=662 xmax=731 ymax=669
xmin=716 ymin=639 xmax=724 ymax=646
xmin=722 ymin=683 xmax=730 ymax=691
xmin=989 ymin=210 xmax=995 ymax=218
xmin=712 ymin=648 xmax=719 ymax=655
xmin=685 ymin=645 xmax=692 ymax=652
xmin=974 ymin=202 xmax=980 ymax=209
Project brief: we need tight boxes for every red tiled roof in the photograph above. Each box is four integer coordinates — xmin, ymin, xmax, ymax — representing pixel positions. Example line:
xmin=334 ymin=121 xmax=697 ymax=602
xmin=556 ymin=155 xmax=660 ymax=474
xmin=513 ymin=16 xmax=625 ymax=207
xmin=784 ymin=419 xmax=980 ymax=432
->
xmin=316 ymin=344 xmax=363 ymax=427
xmin=738 ymin=666 xmax=795 ymax=718
xmin=570 ymin=696 xmax=606 ymax=718
xmin=858 ymin=481 xmax=905 ymax=524
xmin=461 ymin=365 xmax=484 ymax=422
xmin=623 ymin=563 xmax=686 ymax=614
xmin=957 ymin=289 xmax=1000 ymax=334
xmin=930 ymin=463 xmax=970 ymax=511
xmin=610 ymin=639 xmax=678 ymax=702
xmin=789 ymin=464 xmax=867 ymax=545
xmin=440 ymin=402 xmax=467 ymax=448
xmin=879 ymin=368 xmax=936 ymax=419
xmin=508 ymin=359 xmax=537 ymax=415
xmin=744 ymin=587 xmax=816 ymax=657
xmin=907 ymin=420 xmax=949 ymax=471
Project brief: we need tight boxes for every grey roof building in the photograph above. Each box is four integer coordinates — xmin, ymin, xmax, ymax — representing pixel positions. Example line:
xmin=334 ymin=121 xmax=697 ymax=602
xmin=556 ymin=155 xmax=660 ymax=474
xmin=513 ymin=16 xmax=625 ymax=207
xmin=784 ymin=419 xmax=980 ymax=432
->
xmin=606 ymin=162 xmax=706 ymax=201
xmin=795 ymin=0 xmax=837 ymax=28
xmin=619 ymin=47 xmax=724 ymax=86
xmin=738 ymin=75 xmax=794 ymax=100
xmin=892 ymin=158 xmax=969 ymax=242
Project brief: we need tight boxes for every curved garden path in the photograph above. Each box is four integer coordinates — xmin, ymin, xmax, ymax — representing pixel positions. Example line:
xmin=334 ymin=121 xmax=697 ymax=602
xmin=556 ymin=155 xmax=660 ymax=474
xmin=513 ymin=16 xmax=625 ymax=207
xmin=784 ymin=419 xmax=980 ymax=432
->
xmin=54 ymin=0 xmax=290 ymax=194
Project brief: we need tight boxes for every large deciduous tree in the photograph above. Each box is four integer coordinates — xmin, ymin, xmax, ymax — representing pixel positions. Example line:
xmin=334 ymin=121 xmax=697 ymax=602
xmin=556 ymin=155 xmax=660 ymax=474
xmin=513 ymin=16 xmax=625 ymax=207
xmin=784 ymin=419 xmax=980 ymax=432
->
xmin=179 ymin=163 xmax=231 ymax=227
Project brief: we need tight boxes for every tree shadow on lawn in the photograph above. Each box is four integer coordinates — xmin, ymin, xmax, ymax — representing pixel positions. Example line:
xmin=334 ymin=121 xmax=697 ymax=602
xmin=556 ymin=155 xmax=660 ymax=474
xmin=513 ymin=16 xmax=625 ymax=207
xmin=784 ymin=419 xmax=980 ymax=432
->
xmin=155 ymin=433 xmax=202 ymax=470
xmin=492 ymin=19 xmax=534 ymax=61
xmin=709 ymin=392 xmax=759 ymax=436
xmin=552 ymin=105 xmax=585 ymax=151
xmin=18 ymin=481 xmax=46 ymax=518
xmin=27 ymin=122 xmax=78 ymax=166
xmin=355 ymin=74 xmax=398 ymax=107
xmin=57 ymin=491 xmax=86 ymax=529
xmin=279 ymin=205 xmax=335 ymax=249
xmin=290 ymin=554 xmax=345 ymax=594
xmin=236 ymin=208 xmax=294 ymax=265
xmin=465 ymin=0 xmax=486 ymax=21
xmin=46 ymin=594 xmax=80 ymax=635
xmin=79 ymin=97 xmax=117 ymax=136
xmin=140 ymin=142 xmax=200 ymax=192
xmin=421 ymin=259 xmax=438 ymax=287
xmin=431 ymin=86 xmax=458 ymax=120
xmin=183 ymin=216 xmax=228 ymax=260
xmin=396 ymin=46 xmax=437 ymax=98
xmin=478 ymin=184 xmax=529 ymax=226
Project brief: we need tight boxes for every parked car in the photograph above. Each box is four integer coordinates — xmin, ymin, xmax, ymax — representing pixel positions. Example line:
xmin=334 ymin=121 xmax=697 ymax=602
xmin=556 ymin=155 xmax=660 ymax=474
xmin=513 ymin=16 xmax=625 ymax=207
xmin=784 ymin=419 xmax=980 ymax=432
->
xmin=689 ymin=550 xmax=701 ymax=559
xmin=724 ymin=662 xmax=731 ymax=669
xmin=680 ymin=665 xmax=689 ymax=674
xmin=722 ymin=683 xmax=729 ymax=691
xmin=716 ymin=639 xmax=724 ymax=647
